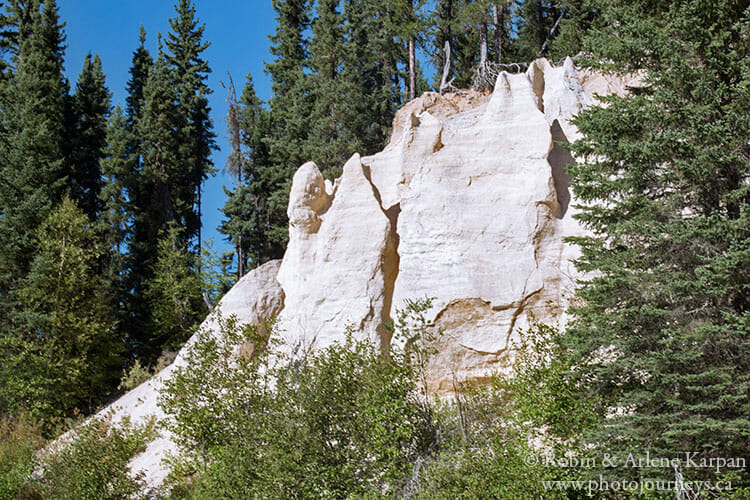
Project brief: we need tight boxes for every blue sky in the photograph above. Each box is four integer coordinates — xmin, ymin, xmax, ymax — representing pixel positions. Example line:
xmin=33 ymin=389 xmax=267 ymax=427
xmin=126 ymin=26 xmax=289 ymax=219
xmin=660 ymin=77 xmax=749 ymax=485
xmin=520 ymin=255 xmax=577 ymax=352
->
xmin=59 ymin=0 xmax=277 ymax=255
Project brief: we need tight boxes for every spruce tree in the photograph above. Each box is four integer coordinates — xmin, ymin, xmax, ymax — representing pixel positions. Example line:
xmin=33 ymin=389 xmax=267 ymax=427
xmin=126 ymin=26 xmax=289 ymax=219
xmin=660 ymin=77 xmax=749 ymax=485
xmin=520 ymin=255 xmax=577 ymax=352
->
xmin=220 ymin=75 xmax=283 ymax=270
xmin=131 ymin=42 xmax=182 ymax=360
xmin=514 ymin=0 xmax=562 ymax=60
xmin=304 ymin=0 xmax=362 ymax=174
xmin=0 ymin=0 xmax=67 ymax=319
xmin=566 ymin=0 xmax=750 ymax=484
xmin=266 ymin=0 xmax=312 ymax=173
xmin=125 ymin=26 xmax=152 ymax=129
xmin=99 ymin=106 xmax=134 ymax=342
xmin=165 ymin=0 xmax=215 ymax=253
xmin=262 ymin=0 xmax=312 ymax=254
xmin=69 ymin=53 xmax=111 ymax=220
xmin=145 ymin=223 xmax=203 ymax=352
xmin=121 ymin=26 xmax=152 ymax=341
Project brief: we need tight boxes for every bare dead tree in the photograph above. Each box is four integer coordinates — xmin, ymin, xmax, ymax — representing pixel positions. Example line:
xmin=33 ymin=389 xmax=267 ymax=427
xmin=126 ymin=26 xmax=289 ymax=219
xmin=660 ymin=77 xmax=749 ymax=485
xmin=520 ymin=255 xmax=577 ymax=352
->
xmin=536 ymin=11 xmax=564 ymax=58
xmin=439 ymin=40 xmax=455 ymax=93
xmin=221 ymin=71 xmax=244 ymax=279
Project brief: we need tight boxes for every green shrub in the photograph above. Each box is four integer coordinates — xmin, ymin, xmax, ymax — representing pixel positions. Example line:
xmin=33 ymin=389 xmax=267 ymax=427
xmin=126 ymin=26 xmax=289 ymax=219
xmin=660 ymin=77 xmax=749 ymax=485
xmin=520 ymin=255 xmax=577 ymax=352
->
xmin=416 ymin=324 xmax=595 ymax=499
xmin=37 ymin=415 xmax=156 ymax=500
xmin=161 ymin=311 xmax=436 ymax=499
xmin=0 ymin=415 xmax=44 ymax=500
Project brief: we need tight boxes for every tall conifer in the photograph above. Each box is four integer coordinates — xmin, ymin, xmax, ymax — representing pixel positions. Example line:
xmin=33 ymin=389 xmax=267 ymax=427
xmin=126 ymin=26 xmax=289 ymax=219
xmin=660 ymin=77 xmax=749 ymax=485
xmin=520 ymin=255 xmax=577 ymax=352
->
xmin=69 ymin=53 xmax=111 ymax=220
xmin=566 ymin=0 xmax=750 ymax=483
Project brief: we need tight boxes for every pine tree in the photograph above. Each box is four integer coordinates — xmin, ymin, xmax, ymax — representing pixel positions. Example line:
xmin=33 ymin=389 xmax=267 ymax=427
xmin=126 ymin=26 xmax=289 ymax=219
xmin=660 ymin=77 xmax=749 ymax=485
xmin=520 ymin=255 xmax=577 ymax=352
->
xmin=125 ymin=26 xmax=152 ymax=129
xmin=0 ymin=0 xmax=67 ymax=319
xmin=514 ymin=0 xmax=562 ymax=60
xmin=546 ymin=0 xmax=599 ymax=60
xmin=220 ymin=75 xmax=283 ymax=271
xmin=266 ymin=0 xmax=312 ymax=173
xmin=261 ymin=0 xmax=312 ymax=254
xmin=98 ymin=106 xmax=134 ymax=342
xmin=165 ymin=0 xmax=216 ymax=253
xmin=130 ymin=41 xmax=182 ymax=360
xmin=431 ymin=0 xmax=480 ymax=89
xmin=304 ymin=0 xmax=362 ymax=174
xmin=69 ymin=53 xmax=111 ymax=220
xmin=117 ymin=27 xmax=154 ymax=356
xmin=565 ymin=0 xmax=750 ymax=484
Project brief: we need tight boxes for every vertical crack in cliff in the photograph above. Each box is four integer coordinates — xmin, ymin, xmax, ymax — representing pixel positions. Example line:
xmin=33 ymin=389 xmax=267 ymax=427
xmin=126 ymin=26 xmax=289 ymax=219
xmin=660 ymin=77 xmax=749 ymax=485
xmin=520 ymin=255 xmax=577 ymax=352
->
xmin=548 ymin=119 xmax=574 ymax=219
xmin=361 ymin=163 xmax=401 ymax=351
xmin=529 ymin=60 xmax=546 ymax=113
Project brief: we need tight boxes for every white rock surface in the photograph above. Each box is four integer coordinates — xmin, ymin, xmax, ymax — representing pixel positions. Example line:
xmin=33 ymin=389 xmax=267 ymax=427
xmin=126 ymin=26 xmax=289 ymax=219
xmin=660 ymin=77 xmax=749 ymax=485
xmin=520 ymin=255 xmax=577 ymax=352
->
xmin=90 ymin=58 xmax=635 ymax=488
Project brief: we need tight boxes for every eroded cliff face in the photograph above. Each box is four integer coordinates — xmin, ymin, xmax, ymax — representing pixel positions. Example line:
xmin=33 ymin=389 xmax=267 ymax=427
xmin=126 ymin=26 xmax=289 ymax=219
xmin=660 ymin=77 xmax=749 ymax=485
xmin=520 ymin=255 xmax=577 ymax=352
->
xmin=277 ymin=57 xmax=633 ymax=393
xmin=95 ymin=58 xmax=635 ymax=488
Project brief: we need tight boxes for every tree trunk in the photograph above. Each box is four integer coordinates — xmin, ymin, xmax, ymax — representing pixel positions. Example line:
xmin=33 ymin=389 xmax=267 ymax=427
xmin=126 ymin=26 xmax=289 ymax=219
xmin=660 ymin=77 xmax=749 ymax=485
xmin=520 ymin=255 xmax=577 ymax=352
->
xmin=493 ymin=2 xmax=504 ymax=63
xmin=408 ymin=0 xmax=416 ymax=101
xmin=408 ymin=38 xmax=416 ymax=101
xmin=440 ymin=40 xmax=452 ymax=93
xmin=480 ymin=21 xmax=488 ymax=67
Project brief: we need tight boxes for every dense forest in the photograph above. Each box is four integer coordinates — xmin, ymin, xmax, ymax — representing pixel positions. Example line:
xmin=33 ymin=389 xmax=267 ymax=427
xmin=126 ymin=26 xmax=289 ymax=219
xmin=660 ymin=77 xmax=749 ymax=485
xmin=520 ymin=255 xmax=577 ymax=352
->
xmin=0 ymin=0 xmax=748 ymax=498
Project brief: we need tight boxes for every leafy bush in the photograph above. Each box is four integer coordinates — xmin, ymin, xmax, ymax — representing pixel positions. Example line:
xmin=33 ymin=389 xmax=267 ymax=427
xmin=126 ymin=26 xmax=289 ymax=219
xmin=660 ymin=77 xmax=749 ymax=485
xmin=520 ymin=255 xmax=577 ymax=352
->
xmin=161 ymin=311 xmax=437 ymax=499
xmin=36 ymin=415 xmax=156 ymax=500
xmin=416 ymin=323 xmax=594 ymax=499
xmin=0 ymin=415 xmax=43 ymax=500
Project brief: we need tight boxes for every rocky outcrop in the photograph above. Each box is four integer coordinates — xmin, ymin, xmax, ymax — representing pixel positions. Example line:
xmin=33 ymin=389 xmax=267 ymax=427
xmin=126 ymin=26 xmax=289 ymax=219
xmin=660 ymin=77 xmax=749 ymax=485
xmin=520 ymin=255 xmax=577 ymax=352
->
xmin=277 ymin=57 xmax=633 ymax=392
xmin=93 ymin=58 xmax=636 ymax=487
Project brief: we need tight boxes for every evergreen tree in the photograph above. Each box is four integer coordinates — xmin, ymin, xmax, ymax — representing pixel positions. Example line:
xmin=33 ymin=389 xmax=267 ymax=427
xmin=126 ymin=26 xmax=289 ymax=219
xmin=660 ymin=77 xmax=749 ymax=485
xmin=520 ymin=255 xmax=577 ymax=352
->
xmin=69 ymin=53 xmax=111 ymax=220
xmin=130 ymin=42 xmax=182 ymax=360
xmin=0 ymin=0 xmax=67 ymax=323
xmin=98 ymin=106 xmax=134 ymax=342
xmin=566 ymin=0 xmax=750 ymax=483
xmin=514 ymin=0 xmax=562 ymax=60
xmin=145 ymin=223 xmax=204 ymax=353
xmin=121 ymin=26 xmax=152 ymax=344
xmin=261 ymin=0 xmax=312 ymax=254
xmin=546 ymin=0 xmax=599 ymax=60
xmin=220 ymin=75 xmax=283 ymax=271
xmin=341 ymin=0 xmax=401 ymax=155
xmin=431 ymin=0 xmax=481 ymax=89
xmin=125 ymin=26 xmax=152 ymax=129
xmin=0 ymin=197 xmax=121 ymax=425
xmin=304 ymin=0 xmax=362 ymax=173
xmin=266 ymin=0 xmax=312 ymax=173
xmin=165 ymin=0 xmax=215 ymax=253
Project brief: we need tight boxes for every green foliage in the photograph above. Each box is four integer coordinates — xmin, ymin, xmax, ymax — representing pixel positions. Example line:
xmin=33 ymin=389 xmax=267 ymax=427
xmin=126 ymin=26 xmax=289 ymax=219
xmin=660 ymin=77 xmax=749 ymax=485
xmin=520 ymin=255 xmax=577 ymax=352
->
xmin=69 ymin=53 xmax=111 ymax=220
xmin=564 ymin=0 xmax=750 ymax=487
xmin=0 ymin=197 xmax=122 ymax=425
xmin=36 ymin=416 xmax=156 ymax=500
xmin=199 ymin=238 xmax=232 ymax=308
xmin=161 ymin=311 xmax=435 ymax=499
xmin=0 ymin=0 xmax=67 ymax=301
xmin=165 ymin=0 xmax=216 ymax=247
xmin=416 ymin=324 xmax=591 ymax=499
xmin=145 ymin=223 xmax=204 ymax=352
xmin=0 ymin=415 xmax=43 ymax=500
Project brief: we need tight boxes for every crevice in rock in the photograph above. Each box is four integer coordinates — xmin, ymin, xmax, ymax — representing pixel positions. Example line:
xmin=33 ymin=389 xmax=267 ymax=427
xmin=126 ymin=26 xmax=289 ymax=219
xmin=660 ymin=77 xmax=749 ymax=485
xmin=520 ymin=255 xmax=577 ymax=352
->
xmin=529 ymin=61 xmax=546 ymax=113
xmin=361 ymin=163 xmax=401 ymax=352
xmin=548 ymin=119 xmax=574 ymax=218
xmin=432 ymin=128 xmax=444 ymax=152
xmin=507 ymin=286 xmax=544 ymax=339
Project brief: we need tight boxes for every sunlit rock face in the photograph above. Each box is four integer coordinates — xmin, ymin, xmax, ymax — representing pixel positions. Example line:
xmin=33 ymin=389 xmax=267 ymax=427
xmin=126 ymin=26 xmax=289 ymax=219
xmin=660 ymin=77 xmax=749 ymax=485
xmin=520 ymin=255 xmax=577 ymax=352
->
xmin=95 ymin=58 xmax=636 ymax=488
xmin=278 ymin=57 xmax=634 ymax=393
